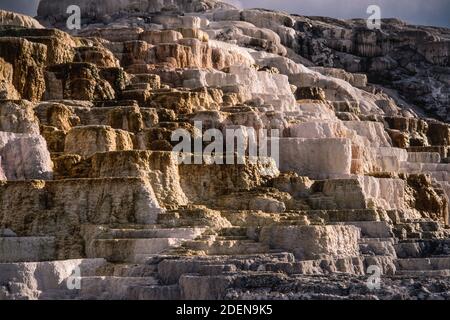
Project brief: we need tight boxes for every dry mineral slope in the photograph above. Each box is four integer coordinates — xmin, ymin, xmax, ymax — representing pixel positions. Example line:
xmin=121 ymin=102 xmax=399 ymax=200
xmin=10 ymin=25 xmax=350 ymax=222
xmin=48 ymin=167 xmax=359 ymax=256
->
xmin=0 ymin=0 xmax=450 ymax=300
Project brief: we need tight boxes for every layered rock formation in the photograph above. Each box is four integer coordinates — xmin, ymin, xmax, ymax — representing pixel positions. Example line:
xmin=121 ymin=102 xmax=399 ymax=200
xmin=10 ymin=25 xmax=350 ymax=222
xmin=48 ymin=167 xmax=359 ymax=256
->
xmin=0 ymin=10 xmax=44 ymax=29
xmin=0 ymin=1 xmax=450 ymax=300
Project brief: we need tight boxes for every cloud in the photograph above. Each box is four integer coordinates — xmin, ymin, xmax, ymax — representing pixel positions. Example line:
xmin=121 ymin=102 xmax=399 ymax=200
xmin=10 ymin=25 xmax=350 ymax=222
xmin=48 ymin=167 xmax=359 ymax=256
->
xmin=0 ymin=0 xmax=448 ymax=27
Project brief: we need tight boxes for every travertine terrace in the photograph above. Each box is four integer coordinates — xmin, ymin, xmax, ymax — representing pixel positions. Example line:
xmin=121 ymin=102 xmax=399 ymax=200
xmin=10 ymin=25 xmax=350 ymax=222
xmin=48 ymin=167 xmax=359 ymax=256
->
xmin=1 ymin=0 xmax=450 ymax=300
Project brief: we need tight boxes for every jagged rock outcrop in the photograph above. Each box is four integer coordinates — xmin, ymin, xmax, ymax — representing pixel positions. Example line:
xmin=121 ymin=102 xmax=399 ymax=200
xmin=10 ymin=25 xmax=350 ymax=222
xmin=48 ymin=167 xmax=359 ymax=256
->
xmin=0 ymin=100 xmax=53 ymax=180
xmin=296 ymin=19 xmax=450 ymax=122
xmin=37 ymin=0 xmax=234 ymax=28
xmin=0 ymin=38 xmax=47 ymax=101
xmin=0 ymin=2 xmax=449 ymax=300
xmin=207 ymin=9 xmax=450 ymax=122
xmin=64 ymin=125 xmax=134 ymax=157
xmin=0 ymin=100 xmax=40 ymax=134
xmin=0 ymin=10 xmax=44 ymax=29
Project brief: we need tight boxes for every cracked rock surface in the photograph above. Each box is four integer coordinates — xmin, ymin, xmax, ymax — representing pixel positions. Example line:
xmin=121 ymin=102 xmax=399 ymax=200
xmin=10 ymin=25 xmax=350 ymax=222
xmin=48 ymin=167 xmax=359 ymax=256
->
xmin=0 ymin=0 xmax=450 ymax=300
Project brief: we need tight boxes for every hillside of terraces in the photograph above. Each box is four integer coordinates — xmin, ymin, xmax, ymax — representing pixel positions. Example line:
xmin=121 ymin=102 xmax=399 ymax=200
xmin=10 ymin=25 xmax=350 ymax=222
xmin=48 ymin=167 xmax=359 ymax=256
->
xmin=0 ymin=0 xmax=450 ymax=299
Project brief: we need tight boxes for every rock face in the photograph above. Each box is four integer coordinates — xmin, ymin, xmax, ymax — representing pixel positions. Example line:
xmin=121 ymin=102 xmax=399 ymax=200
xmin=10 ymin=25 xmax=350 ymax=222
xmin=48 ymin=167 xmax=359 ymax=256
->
xmin=0 ymin=38 xmax=47 ymax=101
xmin=64 ymin=125 xmax=134 ymax=157
xmin=294 ymin=19 xmax=450 ymax=122
xmin=37 ymin=0 xmax=234 ymax=26
xmin=260 ymin=225 xmax=361 ymax=260
xmin=0 ymin=10 xmax=44 ymax=29
xmin=0 ymin=100 xmax=53 ymax=180
xmin=0 ymin=2 xmax=450 ymax=300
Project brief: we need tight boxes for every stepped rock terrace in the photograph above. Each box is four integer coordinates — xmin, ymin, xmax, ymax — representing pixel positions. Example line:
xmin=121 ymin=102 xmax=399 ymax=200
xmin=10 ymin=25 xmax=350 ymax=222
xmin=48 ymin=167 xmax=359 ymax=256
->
xmin=0 ymin=0 xmax=450 ymax=300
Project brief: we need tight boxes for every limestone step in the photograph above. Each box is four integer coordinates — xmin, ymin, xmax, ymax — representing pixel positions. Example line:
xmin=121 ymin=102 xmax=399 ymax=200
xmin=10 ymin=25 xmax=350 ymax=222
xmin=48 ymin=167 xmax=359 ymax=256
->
xmin=395 ymin=269 xmax=450 ymax=277
xmin=152 ymin=251 xmax=294 ymax=269
xmin=308 ymin=196 xmax=338 ymax=210
xmin=400 ymin=163 xmax=450 ymax=176
xmin=407 ymin=146 xmax=449 ymax=159
xmin=337 ymin=221 xmax=394 ymax=238
xmin=430 ymin=171 xmax=450 ymax=182
xmin=121 ymin=89 xmax=149 ymax=103
xmin=395 ymin=239 xmax=450 ymax=258
xmin=0 ymin=237 xmax=56 ymax=263
xmin=125 ymin=83 xmax=153 ymax=91
xmin=419 ymin=163 xmax=450 ymax=172
xmin=93 ymin=99 xmax=139 ymax=108
xmin=393 ymin=221 xmax=447 ymax=240
xmin=359 ymin=238 xmax=397 ymax=244
xmin=77 ymin=276 xmax=159 ymax=300
xmin=265 ymin=256 xmax=365 ymax=276
xmin=218 ymin=227 xmax=248 ymax=237
xmin=395 ymin=257 xmax=450 ymax=271
xmin=216 ymin=236 xmax=250 ymax=241
xmin=127 ymin=284 xmax=181 ymax=300
xmin=359 ymin=238 xmax=397 ymax=257
xmin=278 ymin=218 xmax=311 ymax=226
xmin=421 ymin=231 xmax=449 ymax=240
xmin=41 ymin=275 xmax=161 ymax=300
xmin=156 ymin=212 xmax=212 ymax=228
xmin=97 ymin=263 xmax=159 ymax=277
xmin=305 ymin=209 xmax=382 ymax=223
xmin=407 ymin=152 xmax=441 ymax=163
xmin=363 ymin=255 xmax=397 ymax=275
xmin=183 ymin=240 xmax=271 ymax=255
xmin=89 ymin=238 xmax=185 ymax=262
xmin=400 ymin=162 xmax=421 ymax=173
xmin=0 ymin=258 xmax=108 ymax=299
xmin=416 ymin=221 xmax=442 ymax=232
xmin=155 ymin=252 xmax=296 ymax=284
xmin=97 ymin=227 xmax=205 ymax=240
xmin=131 ymin=74 xmax=160 ymax=85
xmin=35 ymin=289 xmax=78 ymax=300
xmin=394 ymin=224 xmax=448 ymax=241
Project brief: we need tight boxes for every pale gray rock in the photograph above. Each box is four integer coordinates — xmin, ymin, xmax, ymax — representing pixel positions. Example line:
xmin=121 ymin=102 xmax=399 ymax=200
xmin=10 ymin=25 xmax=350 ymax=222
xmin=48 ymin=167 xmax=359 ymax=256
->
xmin=0 ymin=132 xmax=53 ymax=180
xmin=260 ymin=225 xmax=361 ymax=260
xmin=0 ymin=0 xmax=447 ymax=301
xmin=0 ymin=237 xmax=56 ymax=263
xmin=0 ymin=228 xmax=16 ymax=237
xmin=0 ymin=100 xmax=40 ymax=135
xmin=278 ymin=138 xmax=352 ymax=179
xmin=0 ymin=259 xmax=106 ymax=300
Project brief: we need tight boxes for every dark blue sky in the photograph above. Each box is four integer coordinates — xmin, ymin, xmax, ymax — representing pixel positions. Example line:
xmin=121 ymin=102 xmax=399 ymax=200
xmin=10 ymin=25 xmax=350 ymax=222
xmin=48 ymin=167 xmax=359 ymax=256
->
xmin=0 ymin=0 xmax=448 ymax=28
